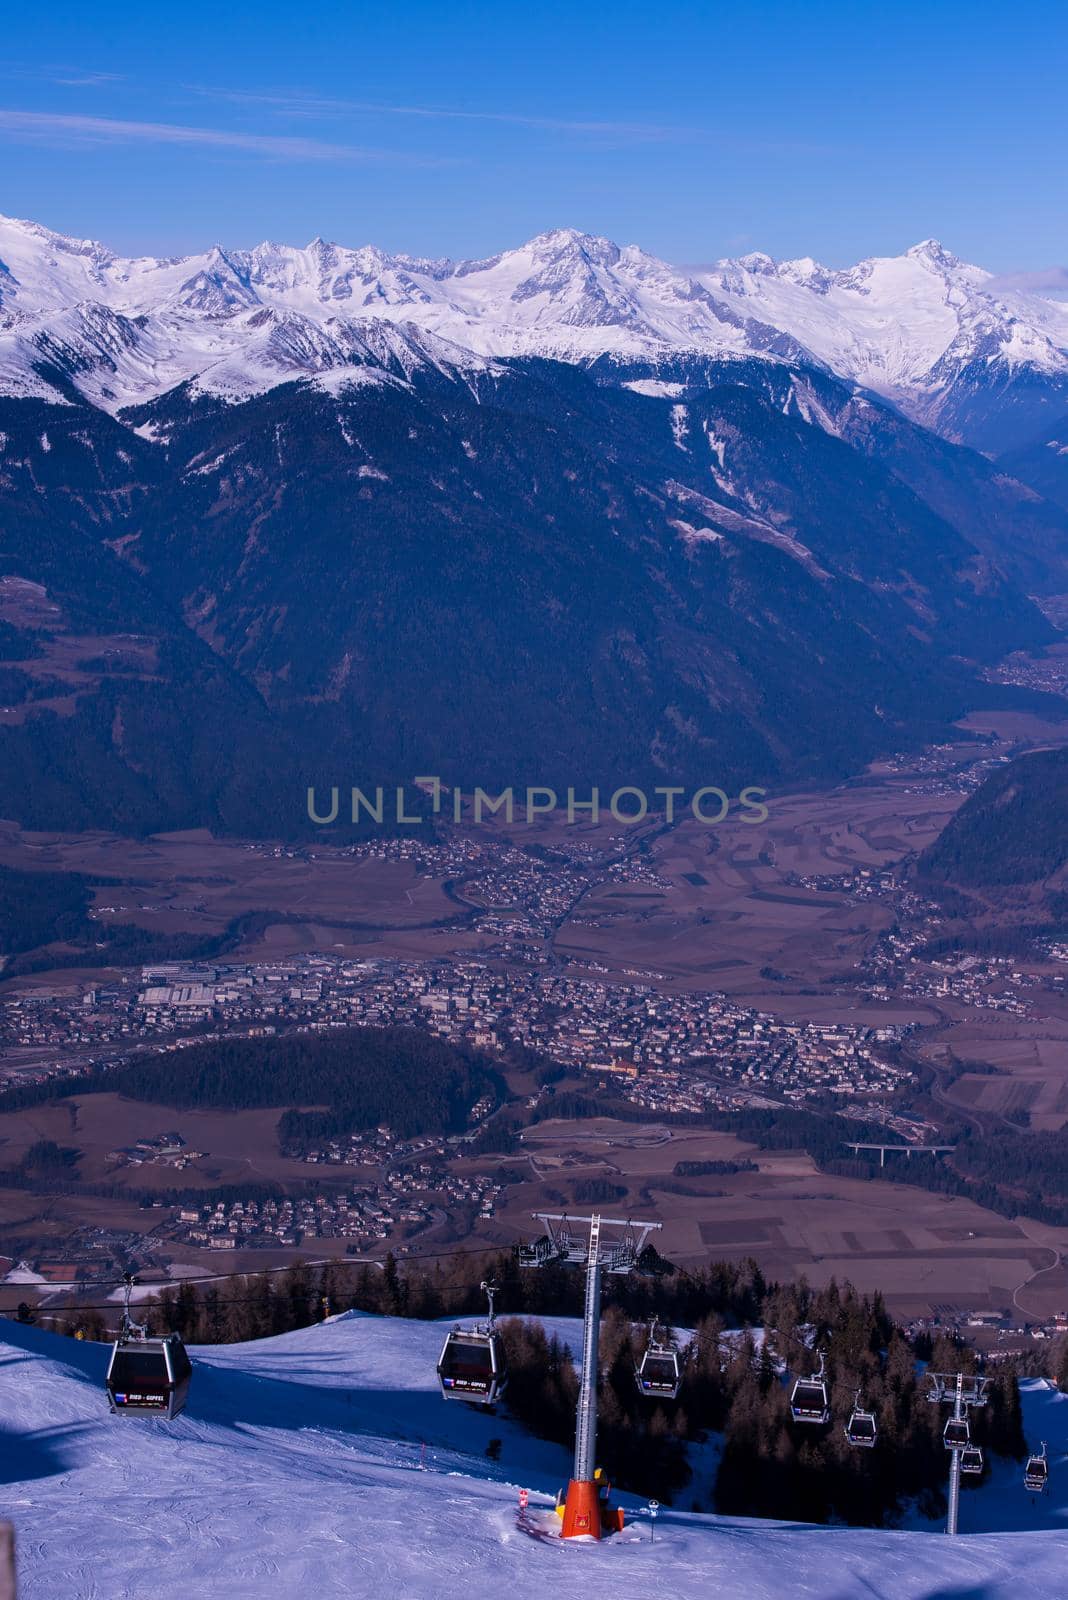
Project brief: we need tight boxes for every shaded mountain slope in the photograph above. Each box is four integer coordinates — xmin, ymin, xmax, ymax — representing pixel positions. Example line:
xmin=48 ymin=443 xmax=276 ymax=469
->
xmin=0 ymin=347 xmax=1061 ymax=835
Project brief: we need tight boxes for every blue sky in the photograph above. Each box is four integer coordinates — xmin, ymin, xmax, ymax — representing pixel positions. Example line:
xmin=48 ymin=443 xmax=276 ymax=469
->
xmin=2 ymin=1 xmax=1066 ymax=270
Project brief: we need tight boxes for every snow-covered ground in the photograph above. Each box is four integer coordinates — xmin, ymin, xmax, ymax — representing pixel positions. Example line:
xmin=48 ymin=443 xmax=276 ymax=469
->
xmin=1 ymin=1313 xmax=1067 ymax=1599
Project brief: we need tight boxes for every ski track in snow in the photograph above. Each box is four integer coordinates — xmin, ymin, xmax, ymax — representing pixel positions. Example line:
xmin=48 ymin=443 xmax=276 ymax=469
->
xmin=2 ymin=1313 xmax=1068 ymax=1599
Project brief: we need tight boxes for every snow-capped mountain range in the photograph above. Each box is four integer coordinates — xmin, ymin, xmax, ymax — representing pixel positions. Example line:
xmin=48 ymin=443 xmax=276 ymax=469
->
xmin=3 ymin=213 xmax=1067 ymax=449
xmin=5 ymin=215 xmax=1068 ymax=841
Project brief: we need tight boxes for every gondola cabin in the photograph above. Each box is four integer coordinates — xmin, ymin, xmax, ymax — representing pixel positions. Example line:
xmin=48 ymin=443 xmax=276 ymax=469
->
xmin=1024 ymin=1452 xmax=1049 ymax=1492
xmin=436 ymin=1328 xmax=506 ymax=1405
xmin=844 ymin=1407 xmax=877 ymax=1448
xmin=960 ymin=1445 xmax=984 ymax=1475
xmin=943 ymin=1417 xmax=970 ymax=1450
xmin=106 ymin=1334 xmax=191 ymax=1419
xmin=790 ymin=1375 xmax=830 ymax=1425
xmin=636 ymin=1344 xmax=681 ymax=1400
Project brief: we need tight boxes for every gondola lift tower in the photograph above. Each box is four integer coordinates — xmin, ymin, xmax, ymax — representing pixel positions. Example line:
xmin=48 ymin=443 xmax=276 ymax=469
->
xmin=926 ymin=1370 xmax=988 ymax=1536
xmin=519 ymin=1211 xmax=663 ymax=1540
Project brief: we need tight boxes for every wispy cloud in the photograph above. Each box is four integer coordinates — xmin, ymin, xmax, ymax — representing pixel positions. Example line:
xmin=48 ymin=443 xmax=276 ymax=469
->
xmin=186 ymin=85 xmax=699 ymax=143
xmin=985 ymin=265 xmax=1068 ymax=300
xmin=0 ymin=108 xmax=452 ymax=164
xmin=52 ymin=72 xmax=126 ymax=88
xmin=186 ymin=85 xmax=834 ymax=156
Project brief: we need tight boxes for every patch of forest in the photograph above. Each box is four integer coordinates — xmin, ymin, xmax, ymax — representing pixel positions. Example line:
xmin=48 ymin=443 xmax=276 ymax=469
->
xmin=0 ymin=862 xmax=100 ymax=956
xmin=673 ymin=1158 xmax=758 ymax=1177
xmin=920 ymin=746 xmax=1068 ymax=887
xmin=0 ymin=861 xmax=290 ymax=971
xmin=0 ymin=1026 xmax=503 ymax=1149
xmin=0 ymin=901 xmax=309 ymax=976
xmin=0 ymin=621 xmax=44 ymax=661
xmin=0 ymin=668 xmax=72 ymax=705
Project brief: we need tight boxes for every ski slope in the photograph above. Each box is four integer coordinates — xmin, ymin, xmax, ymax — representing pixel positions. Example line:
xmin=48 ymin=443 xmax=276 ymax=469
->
xmin=1 ymin=1312 xmax=1067 ymax=1599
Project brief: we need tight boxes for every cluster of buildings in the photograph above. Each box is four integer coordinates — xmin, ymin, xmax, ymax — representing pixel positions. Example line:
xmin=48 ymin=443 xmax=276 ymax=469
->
xmin=451 ymin=838 xmax=669 ymax=960
xmin=906 ymin=1306 xmax=1068 ymax=1359
xmin=106 ymin=1131 xmax=201 ymax=1170
xmin=785 ymin=866 xmax=905 ymax=900
xmin=610 ymin=1011 xmax=907 ymax=1116
xmin=262 ymin=827 xmax=668 ymax=963
xmin=751 ymin=865 xmax=1047 ymax=1019
xmin=877 ymin=746 xmax=1011 ymax=798
xmin=385 ymin=964 xmax=907 ymax=1105
xmin=0 ymin=948 xmax=911 ymax=1112
xmin=169 ymin=1187 xmax=432 ymax=1251
xmin=859 ymin=913 xmax=1043 ymax=1017
xmin=985 ymin=650 xmax=1068 ymax=699
xmin=165 ymin=1146 xmax=504 ymax=1252
xmin=904 ymin=961 xmax=1032 ymax=1015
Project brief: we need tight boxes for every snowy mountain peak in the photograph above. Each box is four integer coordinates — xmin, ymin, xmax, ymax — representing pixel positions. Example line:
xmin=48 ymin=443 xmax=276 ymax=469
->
xmin=521 ymin=226 xmax=623 ymax=263
xmin=0 ymin=215 xmax=804 ymax=402
xmin=170 ymin=248 xmax=258 ymax=316
xmin=0 ymin=210 xmax=114 ymax=264
xmin=905 ymin=237 xmax=963 ymax=269
xmin=736 ymin=251 xmax=778 ymax=276
xmin=699 ymin=235 xmax=1068 ymax=444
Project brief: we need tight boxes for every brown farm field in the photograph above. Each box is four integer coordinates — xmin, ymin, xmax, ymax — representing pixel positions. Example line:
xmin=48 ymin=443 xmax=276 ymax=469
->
xmin=0 ymin=823 xmax=471 ymax=952
xmin=0 ymin=1093 xmax=319 ymax=1190
xmin=554 ymin=779 xmax=953 ymax=1017
xmin=499 ymin=1116 xmax=1068 ymax=1318
xmin=1 ymin=1098 xmax=1064 ymax=1321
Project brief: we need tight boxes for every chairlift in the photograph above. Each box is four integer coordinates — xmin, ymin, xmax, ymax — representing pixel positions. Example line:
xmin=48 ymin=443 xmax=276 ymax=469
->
xmin=790 ymin=1350 xmax=830 ymax=1425
xmin=518 ymin=1228 xmax=559 ymax=1267
xmin=519 ymin=1217 xmax=587 ymax=1268
xmin=605 ymin=1243 xmax=638 ymax=1276
xmin=1024 ymin=1442 xmax=1049 ymax=1493
xmin=635 ymin=1320 xmax=681 ymax=1400
xmin=516 ymin=1235 xmax=558 ymax=1269
xmin=959 ymin=1445 xmax=984 ymax=1475
xmin=604 ymin=1221 xmax=647 ymax=1275
xmin=844 ymin=1391 xmax=877 ymax=1448
xmin=943 ymin=1416 xmax=970 ymax=1450
xmin=437 ymin=1281 xmax=507 ymax=1406
xmin=105 ymin=1275 xmax=191 ymax=1420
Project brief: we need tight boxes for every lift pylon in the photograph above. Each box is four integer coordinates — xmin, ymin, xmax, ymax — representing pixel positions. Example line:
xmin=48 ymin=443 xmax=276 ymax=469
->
xmin=526 ymin=1211 xmax=663 ymax=1540
xmin=926 ymin=1370 xmax=988 ymax=1535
